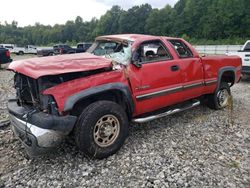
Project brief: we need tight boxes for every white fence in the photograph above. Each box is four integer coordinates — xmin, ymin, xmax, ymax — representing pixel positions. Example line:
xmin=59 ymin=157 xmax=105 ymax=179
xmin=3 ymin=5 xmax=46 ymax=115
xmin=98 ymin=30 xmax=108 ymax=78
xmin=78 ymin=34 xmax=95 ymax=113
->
xmin=9 ymin=45 xmax=244 ymax=55
xmin=193 ymin=45 xmax=243 ymax=55
xmin=39 ymin=45 xmax=243 ymax=55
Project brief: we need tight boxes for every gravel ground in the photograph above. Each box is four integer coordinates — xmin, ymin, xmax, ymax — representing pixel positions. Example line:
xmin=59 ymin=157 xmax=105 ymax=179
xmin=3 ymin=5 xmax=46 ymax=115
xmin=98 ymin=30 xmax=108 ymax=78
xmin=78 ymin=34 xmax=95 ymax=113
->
xmin=0 ymin=58 xmax=250 ymax=187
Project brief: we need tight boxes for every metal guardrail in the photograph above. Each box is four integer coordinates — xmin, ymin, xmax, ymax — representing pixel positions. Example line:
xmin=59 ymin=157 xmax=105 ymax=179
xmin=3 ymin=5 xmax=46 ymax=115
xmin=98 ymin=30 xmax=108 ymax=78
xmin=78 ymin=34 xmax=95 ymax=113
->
xmin=28 ymin=45 xmax=245 ymax=55
xmin=193 ymin=45 xmax=243 ymax=55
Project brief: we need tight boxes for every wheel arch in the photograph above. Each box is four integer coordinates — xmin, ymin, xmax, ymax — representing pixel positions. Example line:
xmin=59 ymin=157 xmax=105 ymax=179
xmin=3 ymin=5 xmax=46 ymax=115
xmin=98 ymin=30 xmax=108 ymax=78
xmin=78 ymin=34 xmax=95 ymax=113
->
xmin=64 ymin=83 xmax=134 ymax=119
xmin=218 ymin=66 xmax=236 ymax=88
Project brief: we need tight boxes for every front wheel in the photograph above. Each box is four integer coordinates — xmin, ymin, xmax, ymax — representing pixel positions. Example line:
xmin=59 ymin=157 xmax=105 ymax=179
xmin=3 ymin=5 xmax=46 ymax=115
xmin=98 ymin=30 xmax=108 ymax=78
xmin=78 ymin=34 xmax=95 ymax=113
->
xmin=74 ymin=101 xmax=129 ymax=159
xmin=207 ymin=82 xmax=231 ymax=110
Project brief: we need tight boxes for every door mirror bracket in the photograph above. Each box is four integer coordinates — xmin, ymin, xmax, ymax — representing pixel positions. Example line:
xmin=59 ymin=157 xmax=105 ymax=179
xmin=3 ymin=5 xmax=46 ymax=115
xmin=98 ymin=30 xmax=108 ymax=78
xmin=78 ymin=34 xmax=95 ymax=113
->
xmin=131 ymin=52 xmax=142 ymax=68
xmin=132 ymin=60 xmax=142 ymax=68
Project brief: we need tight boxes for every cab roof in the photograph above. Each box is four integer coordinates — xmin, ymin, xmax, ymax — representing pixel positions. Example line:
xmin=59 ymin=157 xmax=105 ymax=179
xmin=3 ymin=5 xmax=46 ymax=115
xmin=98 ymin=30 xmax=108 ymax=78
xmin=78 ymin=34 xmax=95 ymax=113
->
xmin=96 ymin=34 xmax=180 ymax=43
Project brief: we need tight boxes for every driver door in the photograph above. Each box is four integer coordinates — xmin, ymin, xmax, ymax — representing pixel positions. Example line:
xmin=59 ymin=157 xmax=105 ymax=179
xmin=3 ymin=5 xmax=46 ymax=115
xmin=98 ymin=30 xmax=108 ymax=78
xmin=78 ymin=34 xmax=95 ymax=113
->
xmin=128 ymin=40 xmax=183 ymax=115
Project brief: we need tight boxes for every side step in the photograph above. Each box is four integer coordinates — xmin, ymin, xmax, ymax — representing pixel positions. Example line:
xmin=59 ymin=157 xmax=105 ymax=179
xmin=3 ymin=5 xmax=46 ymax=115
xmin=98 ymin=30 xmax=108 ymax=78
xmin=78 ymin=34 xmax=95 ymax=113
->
xmin=132 ymin=100 xmax=200 ymax=123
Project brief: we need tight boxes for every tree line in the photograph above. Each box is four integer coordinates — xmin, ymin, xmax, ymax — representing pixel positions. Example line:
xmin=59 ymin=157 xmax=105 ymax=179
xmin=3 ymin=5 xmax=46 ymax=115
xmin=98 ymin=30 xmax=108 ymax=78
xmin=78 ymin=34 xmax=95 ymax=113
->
xmin=0 ymin=0 xmax=249 ymax=46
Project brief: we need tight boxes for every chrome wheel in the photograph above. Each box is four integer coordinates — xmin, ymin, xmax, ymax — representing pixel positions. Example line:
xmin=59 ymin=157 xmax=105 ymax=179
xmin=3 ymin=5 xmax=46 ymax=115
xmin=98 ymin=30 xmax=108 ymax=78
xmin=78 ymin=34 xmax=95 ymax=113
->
xmin=217 ymin=88 xmax=230 ymax=107
xmin=93 ymin=115 xmax=120 ymax=147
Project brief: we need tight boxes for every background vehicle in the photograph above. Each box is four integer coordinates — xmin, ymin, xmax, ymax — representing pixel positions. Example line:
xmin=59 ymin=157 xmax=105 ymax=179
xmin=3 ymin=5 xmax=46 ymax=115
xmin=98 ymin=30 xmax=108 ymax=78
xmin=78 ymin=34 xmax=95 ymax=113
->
xmin=14 ymin=45 xmax=37 ymax=55
xmin=8 ymin=34 xmax=241 ymax=159
xmin=0 ymin=44 xmax=15 ymax=53
xmin=227 ymin=40 xmax=250 ymax=76
xmin=37 ymin=48 xmax=54 ymax=56
xmin=0 ymin=48 xmax=12 ymax=68
xmin=53 ymin=44 xmax=75 ymax=55
xmin=76 ymin=43 xmax=92 ymax=53
xmin=53 ymin=43 xmax=92 ymax=55
xmin=37 ymin=43 xmax=93 ymax=56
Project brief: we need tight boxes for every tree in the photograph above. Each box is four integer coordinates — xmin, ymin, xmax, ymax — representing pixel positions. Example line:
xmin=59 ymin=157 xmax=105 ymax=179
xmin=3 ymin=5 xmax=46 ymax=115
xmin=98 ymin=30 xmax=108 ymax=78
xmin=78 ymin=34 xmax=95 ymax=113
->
xmin=145 ymin=5 xmax=175 ymax=36
xmin=119 ymin=4 xmax=152 ymax=34
xmin=0 ymin=1 xmax=248 ymax=46
xmin=95 ymin=6 xmax=124 ymax=36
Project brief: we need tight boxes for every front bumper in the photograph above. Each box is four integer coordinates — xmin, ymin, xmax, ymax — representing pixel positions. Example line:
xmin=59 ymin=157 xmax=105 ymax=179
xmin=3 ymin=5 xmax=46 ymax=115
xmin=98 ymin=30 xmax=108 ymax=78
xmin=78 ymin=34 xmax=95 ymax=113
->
xmin=8 ymin=99 xmax=77 ymax=156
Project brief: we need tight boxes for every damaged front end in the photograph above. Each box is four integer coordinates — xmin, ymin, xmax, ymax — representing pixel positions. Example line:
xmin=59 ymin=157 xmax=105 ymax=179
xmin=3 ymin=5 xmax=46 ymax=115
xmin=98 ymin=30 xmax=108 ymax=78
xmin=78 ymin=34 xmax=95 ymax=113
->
xmin=8 ymin=73 xmax=78 ymax=157
xmin=7 ymin=52 xmax=116 ymax=157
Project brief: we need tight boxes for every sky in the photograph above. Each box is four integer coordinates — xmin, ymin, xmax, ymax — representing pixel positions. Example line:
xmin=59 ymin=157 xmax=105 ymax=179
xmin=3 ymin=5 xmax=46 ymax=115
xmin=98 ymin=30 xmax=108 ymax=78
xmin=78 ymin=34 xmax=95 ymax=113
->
xmin=0 ymin=0 xmax=178 ymax=27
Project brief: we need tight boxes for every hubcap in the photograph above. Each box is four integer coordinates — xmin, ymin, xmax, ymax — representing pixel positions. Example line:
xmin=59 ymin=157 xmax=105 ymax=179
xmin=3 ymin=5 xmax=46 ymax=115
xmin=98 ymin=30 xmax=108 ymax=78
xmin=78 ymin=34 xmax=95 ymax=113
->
xmin=217 ymin=89 xmax=230 ymax=107
xmin=93 ymin=115 xmax=120 ymax=147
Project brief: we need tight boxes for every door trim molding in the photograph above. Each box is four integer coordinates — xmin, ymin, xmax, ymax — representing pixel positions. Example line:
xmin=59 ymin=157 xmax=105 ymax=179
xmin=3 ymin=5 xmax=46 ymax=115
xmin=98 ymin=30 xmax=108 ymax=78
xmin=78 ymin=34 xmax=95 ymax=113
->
xmin=136 ymin=79 xmax=217 ymax=101
xmin=136 ymin=86 xmax=183 ymax=101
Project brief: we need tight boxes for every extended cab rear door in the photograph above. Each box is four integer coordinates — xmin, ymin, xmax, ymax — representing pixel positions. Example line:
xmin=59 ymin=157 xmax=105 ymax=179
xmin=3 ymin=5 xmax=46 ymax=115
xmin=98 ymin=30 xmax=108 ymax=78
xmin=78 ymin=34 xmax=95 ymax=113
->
xmin=128 ymin=39 xmax=183 ymax=115
xmin=167 ymin=39 xmax=204 ymax=101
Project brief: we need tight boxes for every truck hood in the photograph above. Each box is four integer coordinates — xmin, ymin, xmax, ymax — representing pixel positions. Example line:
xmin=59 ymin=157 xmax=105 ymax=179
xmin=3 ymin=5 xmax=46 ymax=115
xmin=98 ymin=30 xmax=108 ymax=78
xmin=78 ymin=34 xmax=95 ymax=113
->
xmin=8 ymin=53 xmax=112 ymax=79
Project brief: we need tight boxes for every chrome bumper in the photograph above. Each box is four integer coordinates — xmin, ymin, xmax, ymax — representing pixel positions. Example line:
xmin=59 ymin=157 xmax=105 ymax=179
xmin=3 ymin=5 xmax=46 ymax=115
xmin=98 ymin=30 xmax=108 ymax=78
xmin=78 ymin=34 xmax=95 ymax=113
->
xmin=10 ymin=114 xmax=65 ymax=147
xmin=8 ymin=99 xmax=77 ymax=157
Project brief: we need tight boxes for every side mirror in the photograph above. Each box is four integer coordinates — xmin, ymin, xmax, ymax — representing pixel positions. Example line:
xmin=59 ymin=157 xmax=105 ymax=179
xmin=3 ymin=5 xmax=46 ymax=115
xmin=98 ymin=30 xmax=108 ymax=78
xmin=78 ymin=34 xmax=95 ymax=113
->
xmin=131 ymin=52 xmax=142 ymax=68
xmin=133 ymin=61 xmax=142 ymax=68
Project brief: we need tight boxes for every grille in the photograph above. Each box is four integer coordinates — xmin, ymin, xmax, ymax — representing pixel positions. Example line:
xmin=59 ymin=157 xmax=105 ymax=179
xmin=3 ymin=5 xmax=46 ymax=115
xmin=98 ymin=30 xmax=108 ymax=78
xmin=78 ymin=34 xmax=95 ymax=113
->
xmin=14 ymin=73 xmax=40 ymax=106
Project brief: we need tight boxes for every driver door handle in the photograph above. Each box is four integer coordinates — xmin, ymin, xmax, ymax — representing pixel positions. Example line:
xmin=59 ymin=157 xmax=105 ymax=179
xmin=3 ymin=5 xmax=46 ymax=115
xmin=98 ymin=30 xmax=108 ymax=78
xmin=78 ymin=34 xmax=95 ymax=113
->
xmin=171 ymin=65 xmax=179 ymax=71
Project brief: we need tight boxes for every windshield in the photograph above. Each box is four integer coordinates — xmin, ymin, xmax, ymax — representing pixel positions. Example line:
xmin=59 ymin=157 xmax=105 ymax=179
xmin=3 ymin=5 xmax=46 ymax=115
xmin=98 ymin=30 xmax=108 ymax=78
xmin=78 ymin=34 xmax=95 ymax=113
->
xmin=87 ymin=40 xmax=132 ymax=65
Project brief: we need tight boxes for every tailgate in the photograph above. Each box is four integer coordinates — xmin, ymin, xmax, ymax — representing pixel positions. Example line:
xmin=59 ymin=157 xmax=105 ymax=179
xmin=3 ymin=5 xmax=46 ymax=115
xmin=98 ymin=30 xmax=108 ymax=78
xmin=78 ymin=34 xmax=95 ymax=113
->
xmin=0 ymin=49 xmax=11 ymax=64
xmin=243 ymin=53 xmax=250 ymax=67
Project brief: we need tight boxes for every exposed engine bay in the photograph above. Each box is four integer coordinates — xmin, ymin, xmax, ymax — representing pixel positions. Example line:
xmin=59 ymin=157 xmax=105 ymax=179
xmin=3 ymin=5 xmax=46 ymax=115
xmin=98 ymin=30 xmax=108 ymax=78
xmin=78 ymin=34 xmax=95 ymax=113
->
xmin=13 ymin=67 xmax=112 ymax=114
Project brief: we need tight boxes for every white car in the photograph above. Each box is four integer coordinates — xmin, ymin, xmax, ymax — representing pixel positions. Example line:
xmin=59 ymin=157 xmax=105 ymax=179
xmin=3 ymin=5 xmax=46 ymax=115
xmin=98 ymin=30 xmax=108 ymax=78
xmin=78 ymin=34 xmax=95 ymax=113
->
xmin=227 ymin=40 xmax=250 ymax=76
xmin=14 ymin=45 xmax=37 ymax=55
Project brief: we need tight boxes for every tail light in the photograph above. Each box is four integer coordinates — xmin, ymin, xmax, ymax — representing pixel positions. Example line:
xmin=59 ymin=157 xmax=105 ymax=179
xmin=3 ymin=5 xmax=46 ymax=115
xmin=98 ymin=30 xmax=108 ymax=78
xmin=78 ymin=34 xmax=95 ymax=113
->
xmin=60 ymin=48 xmax=63 ymax=54
xmin=6 ymin=50 xmax=10 ymax=57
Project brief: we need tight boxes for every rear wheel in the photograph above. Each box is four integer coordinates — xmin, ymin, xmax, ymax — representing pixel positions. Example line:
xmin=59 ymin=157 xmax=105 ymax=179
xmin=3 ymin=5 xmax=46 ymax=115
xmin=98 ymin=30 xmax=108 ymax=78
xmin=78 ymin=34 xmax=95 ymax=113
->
xmin=74 ymin=101 xmax=129 ymax=159
xmin=18 ymin=51 xmax=24 ymax=55
xmin=207 ymin=82 xmax=231 ymax=110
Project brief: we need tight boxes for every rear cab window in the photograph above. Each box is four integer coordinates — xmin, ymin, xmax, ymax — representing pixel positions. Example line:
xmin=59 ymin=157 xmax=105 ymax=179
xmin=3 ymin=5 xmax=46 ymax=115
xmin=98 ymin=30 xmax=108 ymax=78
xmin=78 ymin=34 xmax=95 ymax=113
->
xmin=243 ymin=42 xmax=250 ymax=51
xmin=168 ymin=40 xmax=193 ymax=58
xmin=77 ymin=44 xmax=83 ymax=48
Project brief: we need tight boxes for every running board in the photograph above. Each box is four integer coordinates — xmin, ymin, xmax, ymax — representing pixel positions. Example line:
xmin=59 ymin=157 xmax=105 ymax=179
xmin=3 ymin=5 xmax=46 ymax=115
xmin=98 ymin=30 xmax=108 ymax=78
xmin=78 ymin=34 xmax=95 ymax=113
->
xmin=132 ymin=100 xmax=200 ymax=123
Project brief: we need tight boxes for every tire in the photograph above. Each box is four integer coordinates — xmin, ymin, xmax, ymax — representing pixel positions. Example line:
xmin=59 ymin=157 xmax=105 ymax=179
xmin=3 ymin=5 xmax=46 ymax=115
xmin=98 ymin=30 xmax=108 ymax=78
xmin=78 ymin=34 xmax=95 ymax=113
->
xmin=74 ymin=100 xmax=129 ymax=159
xmin=18 ymin=51 xmax=24 ymax=55
xmin=207 ymin=82 xmax=231 ymax=110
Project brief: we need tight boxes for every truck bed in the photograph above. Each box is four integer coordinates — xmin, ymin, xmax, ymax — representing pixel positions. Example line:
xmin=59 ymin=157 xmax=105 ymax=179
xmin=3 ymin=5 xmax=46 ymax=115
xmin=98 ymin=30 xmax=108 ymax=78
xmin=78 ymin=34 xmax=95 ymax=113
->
xmin=201 ymin=55 xmax=241 ymax=83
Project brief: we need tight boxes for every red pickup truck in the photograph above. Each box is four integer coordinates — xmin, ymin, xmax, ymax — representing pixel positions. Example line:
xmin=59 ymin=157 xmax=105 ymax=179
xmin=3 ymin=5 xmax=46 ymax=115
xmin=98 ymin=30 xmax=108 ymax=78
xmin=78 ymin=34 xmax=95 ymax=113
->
xmin=0 ymin=47 xmax=12 ymax=67
xmin=8 ymin=34 xmax=241 ymax=159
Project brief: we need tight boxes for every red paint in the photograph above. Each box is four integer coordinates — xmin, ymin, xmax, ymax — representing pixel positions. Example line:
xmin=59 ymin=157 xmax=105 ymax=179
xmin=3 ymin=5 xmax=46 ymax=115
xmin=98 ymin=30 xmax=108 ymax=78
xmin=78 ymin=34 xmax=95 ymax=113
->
xmin=43 ymin=70 xmax=129 ymax=112
xmin=6 ymin=50 xmax=10 ymax=57
xmin=8 ymin=53 xmax=112 ymax=79
xmin=9 ymin=34 xmax=242 ymax=116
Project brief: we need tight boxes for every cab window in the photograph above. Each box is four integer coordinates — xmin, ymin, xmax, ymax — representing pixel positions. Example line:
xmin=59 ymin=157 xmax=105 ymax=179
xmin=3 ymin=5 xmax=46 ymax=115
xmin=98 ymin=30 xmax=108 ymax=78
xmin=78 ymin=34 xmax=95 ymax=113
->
xmin=90 ymin=41 xmax=124 ymax=56
xmin=168 ymin=40 xmax=193 ymax=58
xmin=134 ymin=41 xmax=172 ymax=64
